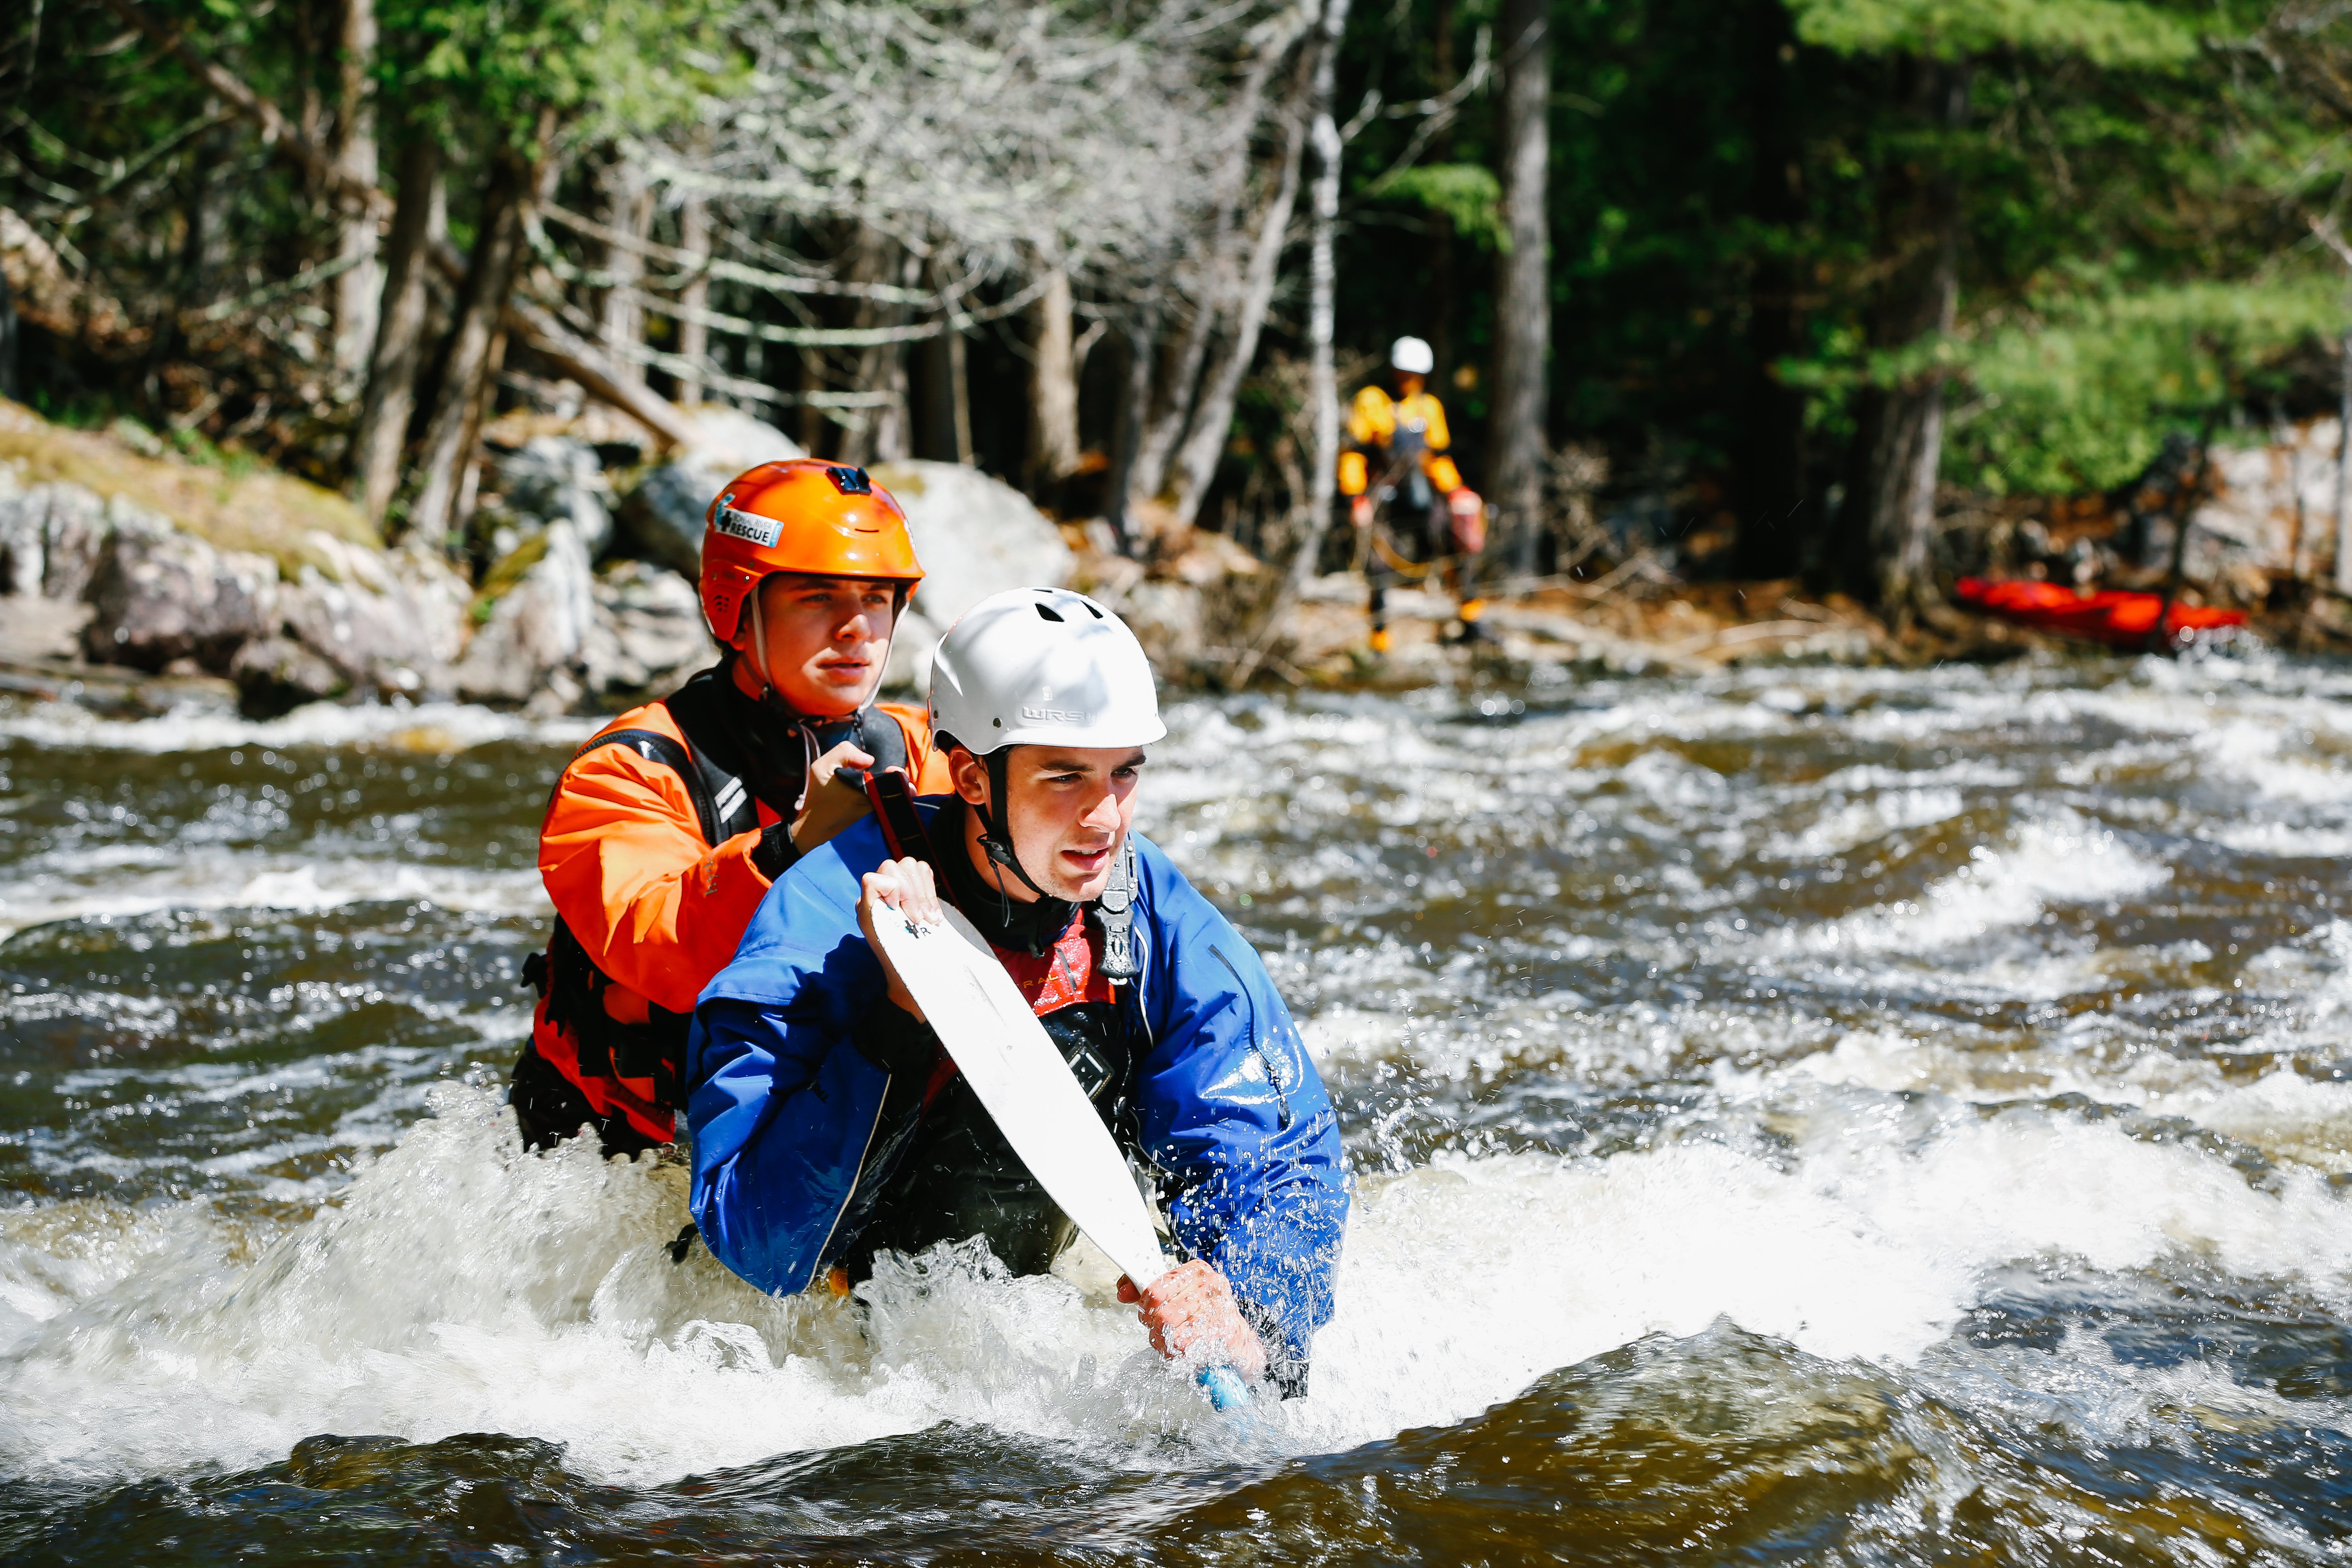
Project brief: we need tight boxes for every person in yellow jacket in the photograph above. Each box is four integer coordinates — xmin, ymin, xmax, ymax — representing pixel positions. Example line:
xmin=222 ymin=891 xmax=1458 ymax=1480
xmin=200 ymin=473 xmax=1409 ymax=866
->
xmin=1338 ymin=336 xmax=1489 ymax=652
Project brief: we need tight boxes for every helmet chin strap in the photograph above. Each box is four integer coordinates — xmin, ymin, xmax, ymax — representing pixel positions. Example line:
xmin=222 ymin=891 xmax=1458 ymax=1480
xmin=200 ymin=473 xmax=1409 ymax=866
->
xmin=746 ymin=579 xmax=778 ymax=700
xmin=975 ymin=748 xmax=1057 ymax=904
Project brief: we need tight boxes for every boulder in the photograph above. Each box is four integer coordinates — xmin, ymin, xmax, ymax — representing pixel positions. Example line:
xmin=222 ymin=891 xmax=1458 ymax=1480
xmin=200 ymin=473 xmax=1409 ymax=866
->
xmin=579 ymin=559 xmax=720 ymax=699
xmin=388 ymin=540 xmax=474 ymax=670
xmin=275 ymin=534 xmax=463 ymax=699
xmin=867 ymin=461 xmax=1075 ymax=631
xmin=494 ymin=435 xmax=612 ymax=558
xmin=80 ymin=506 xmax=279 ymax=672
xmin=0 ymin=469 xmax=36 ymax=596
xmin=451 ymin=521 xmax=597 ymax=706
xmin=0 ymin=480 xmax=111 ymax=601
xmin=1118 ymin=579 xmax=1207 ymax=675
xmin=229 ymin=635 xmax=345 ymax=713
xmin=615 ymin=408 xmax=804 ymax=576
xmin=2172 ymin=419 xmax=2342 ymax=581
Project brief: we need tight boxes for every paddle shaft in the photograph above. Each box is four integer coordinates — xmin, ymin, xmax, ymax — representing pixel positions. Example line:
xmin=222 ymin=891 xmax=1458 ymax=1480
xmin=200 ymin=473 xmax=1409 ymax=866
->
xmin=869 ymin=903 xmax=1250 ymax=1410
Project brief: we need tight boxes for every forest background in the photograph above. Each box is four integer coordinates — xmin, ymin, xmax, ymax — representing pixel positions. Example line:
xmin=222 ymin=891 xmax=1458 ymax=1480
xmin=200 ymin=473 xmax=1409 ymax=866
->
xmin=7 ymin=0 xmax=2352 ymax=662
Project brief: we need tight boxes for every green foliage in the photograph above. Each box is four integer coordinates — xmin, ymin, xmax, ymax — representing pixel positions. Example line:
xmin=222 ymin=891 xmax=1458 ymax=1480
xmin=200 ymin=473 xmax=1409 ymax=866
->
xmin=1786 ymin=0 xmax=2207 ymax=65
xmin=383 ymin=0 xmax=739 ymax=154
xmin=1368 ymin=163 xmax=1508 ymax=250
xmin=1951 ymin=273 xmax=2349 ymax=492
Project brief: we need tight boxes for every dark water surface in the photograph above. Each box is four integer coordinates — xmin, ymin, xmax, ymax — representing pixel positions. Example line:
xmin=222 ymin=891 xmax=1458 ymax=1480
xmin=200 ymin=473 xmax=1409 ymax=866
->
xmin=4 ymin=655 xmax=2352 ymax=1564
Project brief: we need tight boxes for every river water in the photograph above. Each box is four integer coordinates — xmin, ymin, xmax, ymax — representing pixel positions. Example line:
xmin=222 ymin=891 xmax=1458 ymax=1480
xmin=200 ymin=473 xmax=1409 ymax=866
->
xmin=1 ymin=653 xmax=2349 ymax=1563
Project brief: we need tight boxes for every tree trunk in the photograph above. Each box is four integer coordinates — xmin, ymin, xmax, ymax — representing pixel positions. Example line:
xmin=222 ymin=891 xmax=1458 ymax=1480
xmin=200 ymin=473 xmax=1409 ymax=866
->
xmin=1025 ymin=260 xmax=1081 ymax=493
xmin=1105 ymin=312 xmax=1154 ymax=552
xmin=949 ymin=324 xmax=972 ymax=465
xmin=1731 ymin=0 xmax=1811 ymax=580
xmin=0 ymin=263 xmax=16 ymax=403
xmin=1834 ymin=57 xmax=1968 ymax=626
xmin=351 ymin=133 xmax=440 ymax=526
xmin=1165 ymin=37 xmax=1319 ymax=524
xmin=2335 ymin=325 xmax=2351 ymax=595
xmin=1427 ymin=0 xmax=1457 ymax=379
xmin=328 ymin=0 xmax=379 ymax=383
xmin=1127 ymin=12 xmax=1311 ymax=506
xmin=1294 ymin=0 xmax=1349 ymax=593
xmin=833 ymin=226 xmax=894 ymax=466
xmin=1233 ymin=0 xmax=1350 ymax=689
xmin=1131 ymin=291 xmax=1218 ymax=503
xmin=598 ymin=155 xmax=651 ymax=384
xmin=1490 ymin=0 xmax=1551 ymax=581
xmin=869 ymin=342 xmax=911 ymax=463
xmin=675 ymin=191 xmax=709 ymax=407
xmin=409 ymin=154 xmax=530 ymax=545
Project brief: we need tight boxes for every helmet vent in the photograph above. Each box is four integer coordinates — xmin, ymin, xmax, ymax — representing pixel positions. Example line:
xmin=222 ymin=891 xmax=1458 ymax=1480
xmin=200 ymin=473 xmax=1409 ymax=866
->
xmin=1082 ymin=600 xmax=1104 ymax=619
xmin=1034 ymin=602 xmax=1067 ymax=623
xmin=827 ymin=466 xmax=873 ymax=495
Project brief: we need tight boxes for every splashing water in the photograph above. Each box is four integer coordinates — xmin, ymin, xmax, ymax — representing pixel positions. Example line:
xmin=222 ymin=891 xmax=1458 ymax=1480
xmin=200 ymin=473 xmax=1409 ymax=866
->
xmin=3 ymin=652 xmax=2350 ymax=1562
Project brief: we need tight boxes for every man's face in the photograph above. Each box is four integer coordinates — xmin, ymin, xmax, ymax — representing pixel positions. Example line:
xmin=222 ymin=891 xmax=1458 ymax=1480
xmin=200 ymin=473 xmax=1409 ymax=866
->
xmin=1394 ymin=371 xmax=1425 ymax=398
xmin=739 ymin=575 xmax=897 ymax=717
xmin=952 ymin=743 xmax=1145 ymax=902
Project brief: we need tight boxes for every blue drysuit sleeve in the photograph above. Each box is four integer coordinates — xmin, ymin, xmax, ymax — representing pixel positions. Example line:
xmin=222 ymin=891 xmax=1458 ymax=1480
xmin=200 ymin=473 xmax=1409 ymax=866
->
xmin=685 ymin=819 xmax=895 ymax=1296
xmin=1131 ymin=835 xmax=1350 ymax=1386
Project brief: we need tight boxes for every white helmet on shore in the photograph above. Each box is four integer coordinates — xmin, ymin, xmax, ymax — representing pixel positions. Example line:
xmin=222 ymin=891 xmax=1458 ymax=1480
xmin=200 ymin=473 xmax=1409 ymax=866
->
xmin=1390 ymin=335 xmax=1435 ymax=375
xmin=929 ymin=586 xmax=1167 ymax=757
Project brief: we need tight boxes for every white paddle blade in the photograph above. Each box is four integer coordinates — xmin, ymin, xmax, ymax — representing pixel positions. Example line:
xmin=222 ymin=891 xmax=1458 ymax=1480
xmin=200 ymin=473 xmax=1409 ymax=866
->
xmin=870 ymin=900 xmax=1169 ymax=1290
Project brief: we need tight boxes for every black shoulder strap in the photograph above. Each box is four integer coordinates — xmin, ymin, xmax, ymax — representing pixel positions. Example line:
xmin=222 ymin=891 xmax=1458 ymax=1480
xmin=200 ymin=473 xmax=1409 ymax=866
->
xmin=659 ymin=670 xmax=762 ymax=844
xmin=571 ymin=729 xmax=724 ymax=846
xmin=858 ymin=707 xmax=911 ymax=774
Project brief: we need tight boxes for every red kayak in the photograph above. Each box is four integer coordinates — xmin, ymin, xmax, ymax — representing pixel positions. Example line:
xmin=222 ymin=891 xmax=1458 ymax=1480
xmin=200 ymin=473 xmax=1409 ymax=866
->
xmin=1955 ymin=577 xmax=2248 ymax=649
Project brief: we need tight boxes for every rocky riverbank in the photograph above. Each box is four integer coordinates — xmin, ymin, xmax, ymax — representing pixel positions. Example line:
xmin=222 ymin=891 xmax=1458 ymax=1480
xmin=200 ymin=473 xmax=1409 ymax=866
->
xmin=0 ymin=400 xmax=1085 ymax=717
xmin=17 ymin=393 xmax=2272 ymax=725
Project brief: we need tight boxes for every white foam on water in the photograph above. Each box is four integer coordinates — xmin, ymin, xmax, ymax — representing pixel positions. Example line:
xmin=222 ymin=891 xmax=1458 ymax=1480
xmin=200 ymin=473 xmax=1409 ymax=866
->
xmin=0 ymin=851 xmax=548 ymax=937
xmin=1779 ymin=812 xmax=2168 ymax=963
xmin=2207 ymin=821 xmax=2352 ymax=858
xmin=0 ymin=698 xmax=591 ymax=755
xmin=1766 ymin=785 xmax=1967 ymax=859
xmin=4 ymin=1066 xmax=2346 ymax=1491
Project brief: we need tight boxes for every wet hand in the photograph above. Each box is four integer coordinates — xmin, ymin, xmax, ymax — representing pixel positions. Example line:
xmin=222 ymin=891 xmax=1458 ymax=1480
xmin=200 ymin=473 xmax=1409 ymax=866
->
xmin=791 ymin=742 xmax=876 ymax=854
xmin=857 ymin=856 xmax=942 ymax=1020
xmin=1350 ymin=494 xmax=1373 ymax=528
xmin=1117 ymin=1261 xmax=1267 ymax=1382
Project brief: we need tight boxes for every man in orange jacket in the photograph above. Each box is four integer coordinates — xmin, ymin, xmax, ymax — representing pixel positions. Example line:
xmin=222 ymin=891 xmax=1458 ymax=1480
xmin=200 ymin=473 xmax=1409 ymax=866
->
xmin=510 ymin=459 xmax=950 ymax=1159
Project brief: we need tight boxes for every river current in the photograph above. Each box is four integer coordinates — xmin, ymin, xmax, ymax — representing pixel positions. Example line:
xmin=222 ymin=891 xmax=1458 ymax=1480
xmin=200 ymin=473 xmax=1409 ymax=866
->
xmin=1 ymin=653 xmax=2349 ymax=1564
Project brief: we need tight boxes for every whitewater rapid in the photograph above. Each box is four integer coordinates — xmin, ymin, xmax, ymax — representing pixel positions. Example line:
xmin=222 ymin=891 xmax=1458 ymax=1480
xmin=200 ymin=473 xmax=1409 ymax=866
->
xmin=2 ymin=650 xmax=2349 ymax=1523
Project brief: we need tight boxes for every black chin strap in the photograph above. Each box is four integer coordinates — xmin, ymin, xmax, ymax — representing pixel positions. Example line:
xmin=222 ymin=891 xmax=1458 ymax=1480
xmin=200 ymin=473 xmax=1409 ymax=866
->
xmin=975 ymin=748 xmax=1057 ymax=903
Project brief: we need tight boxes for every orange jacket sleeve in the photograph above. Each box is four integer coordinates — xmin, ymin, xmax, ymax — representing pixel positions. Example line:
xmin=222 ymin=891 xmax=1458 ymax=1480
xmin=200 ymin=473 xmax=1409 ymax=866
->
xmin=539 ymin=699 xmax=947 ymax=1018
xmin=539 ymin=739 xmax=776 ymax=1018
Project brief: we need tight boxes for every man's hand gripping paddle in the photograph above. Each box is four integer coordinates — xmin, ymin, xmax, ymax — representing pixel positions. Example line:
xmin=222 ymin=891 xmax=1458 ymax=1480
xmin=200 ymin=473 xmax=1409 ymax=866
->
xmin=868 ymin=901 xmax=1253 ymax=1412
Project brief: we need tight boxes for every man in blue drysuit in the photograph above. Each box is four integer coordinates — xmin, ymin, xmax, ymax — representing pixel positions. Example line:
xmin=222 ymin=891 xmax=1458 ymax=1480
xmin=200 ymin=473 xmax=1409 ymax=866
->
xmin=683 ymin=586 xmax=1350 ymax=1396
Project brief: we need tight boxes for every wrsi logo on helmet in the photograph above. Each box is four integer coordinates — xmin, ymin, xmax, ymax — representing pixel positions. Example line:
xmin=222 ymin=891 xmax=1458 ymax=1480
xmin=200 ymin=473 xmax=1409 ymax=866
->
xmin=697 ymin=458 xmax=924 ymax=645
xmin=929 ymin=586 xmax=1163 ymax=974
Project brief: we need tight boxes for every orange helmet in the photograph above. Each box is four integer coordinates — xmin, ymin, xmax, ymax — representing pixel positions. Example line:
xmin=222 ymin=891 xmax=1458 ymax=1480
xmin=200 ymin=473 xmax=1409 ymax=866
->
xmin=697 ymin=460 xmax=925 ymax=642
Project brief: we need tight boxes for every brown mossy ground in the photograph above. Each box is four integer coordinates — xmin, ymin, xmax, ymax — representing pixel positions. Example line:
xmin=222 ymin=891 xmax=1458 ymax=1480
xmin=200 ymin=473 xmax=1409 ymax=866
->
xmin=0 ymin=399 xmax=380 ymax=575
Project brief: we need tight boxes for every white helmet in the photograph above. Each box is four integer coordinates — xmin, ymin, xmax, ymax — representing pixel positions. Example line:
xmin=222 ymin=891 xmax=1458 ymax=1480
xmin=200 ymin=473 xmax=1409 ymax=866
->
xmin=930 ymin=586 xmax=1167 ymax=757
xmin=1390 ymin=335 xmax=1435 ymax=375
